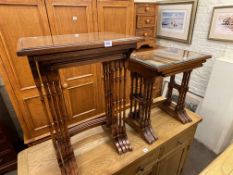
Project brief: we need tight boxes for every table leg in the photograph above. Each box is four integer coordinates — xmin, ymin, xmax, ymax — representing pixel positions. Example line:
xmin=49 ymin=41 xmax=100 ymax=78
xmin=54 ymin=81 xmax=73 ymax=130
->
xmin=103 ymin=60 xmax=132 ymax=154
xmin=30 ymin=60 xmax=78 ymax=175
xmin=160 ymin=71 xmax=192 ymax=124
xmin=126 ymin=72 xmax=158 ymax=144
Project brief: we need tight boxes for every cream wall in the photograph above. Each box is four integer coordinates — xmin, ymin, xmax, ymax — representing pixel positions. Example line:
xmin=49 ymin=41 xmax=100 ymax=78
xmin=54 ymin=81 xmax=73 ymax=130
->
xmin=157 ymin=0 xmax=233 ymax=97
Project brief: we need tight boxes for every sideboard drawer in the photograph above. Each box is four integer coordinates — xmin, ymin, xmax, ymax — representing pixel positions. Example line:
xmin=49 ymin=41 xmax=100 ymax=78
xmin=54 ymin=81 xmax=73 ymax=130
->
xmin=0 ymin=140 xmax=9 ymax=153
xmin=137 ymin=16 xmax=155 ymax=28
xmin=136 ymin=28 xmax=155 ymax=37
xmin=0 ymin=150 xmax=16 ymax=166
xmin=115 ymin=150 xmax=159 ymax=175
xmin=136 ymin=4 xmax=156 ymax=16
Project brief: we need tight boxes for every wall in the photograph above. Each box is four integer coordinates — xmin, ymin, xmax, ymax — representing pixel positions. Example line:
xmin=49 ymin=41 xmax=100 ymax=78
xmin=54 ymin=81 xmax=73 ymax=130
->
xmin=157 ymin=0 xmax=233 ymax=97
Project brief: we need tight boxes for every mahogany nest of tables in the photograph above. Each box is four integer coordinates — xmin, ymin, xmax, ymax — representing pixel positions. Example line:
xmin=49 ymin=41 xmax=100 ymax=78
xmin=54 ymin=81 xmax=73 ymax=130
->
xmin=126 ymin=46 xmax=211 ymax=144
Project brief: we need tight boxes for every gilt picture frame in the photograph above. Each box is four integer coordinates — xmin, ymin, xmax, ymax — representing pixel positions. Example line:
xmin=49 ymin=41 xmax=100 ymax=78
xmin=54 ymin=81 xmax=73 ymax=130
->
xmin=208 ymin=6 xmax=233 ymax=42
xmin=157 ymin=0 xmax=198 ymax=43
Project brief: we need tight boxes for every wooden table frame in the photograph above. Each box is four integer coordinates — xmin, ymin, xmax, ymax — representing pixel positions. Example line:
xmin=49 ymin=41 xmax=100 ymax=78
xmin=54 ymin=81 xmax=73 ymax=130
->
xmin=17 ymin=33 xmax=142 ymax=175
xmin=126 ymin=48 xmax=211 ymax=144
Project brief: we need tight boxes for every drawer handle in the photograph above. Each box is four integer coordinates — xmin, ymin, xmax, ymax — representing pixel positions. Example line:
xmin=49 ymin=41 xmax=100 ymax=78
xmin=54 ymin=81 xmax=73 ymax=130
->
xmin=143 ymin=32 xmax=148 ymax=37
xmin=137 ymin=166 xmax=144 ymax=172
xmin=62 ymin=82 xmax=68 ymax=89
xmin=145 ymin=19 xmax=150 ymax=24
xmin=177 ymin=141 xmax=183 ymax=145
xmin=145 ymin=7 xmax=150 ymax=11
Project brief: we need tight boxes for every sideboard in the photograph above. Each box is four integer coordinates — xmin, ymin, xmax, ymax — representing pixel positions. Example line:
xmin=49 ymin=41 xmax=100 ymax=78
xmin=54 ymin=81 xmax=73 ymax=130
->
xmin=18 ymin=108 xmax=202 ymax=175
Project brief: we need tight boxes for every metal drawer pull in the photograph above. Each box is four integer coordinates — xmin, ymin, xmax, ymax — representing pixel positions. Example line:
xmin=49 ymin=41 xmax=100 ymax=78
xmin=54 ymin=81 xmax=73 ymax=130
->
xmin=144 ymin=32 xmax=148 ymax=37
xmin=62 ymin=83 xmax=68 ymax=89
xmin=146 ymin=19 xmax=150 ymax=23
xmin=145 ymin=7 xmax=150 ymax=11
xmin=138 ymin=166 xmax=144 ymax=172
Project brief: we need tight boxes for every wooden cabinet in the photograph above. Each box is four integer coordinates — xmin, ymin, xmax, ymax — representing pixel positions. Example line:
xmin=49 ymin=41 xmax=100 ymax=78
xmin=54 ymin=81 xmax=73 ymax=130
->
xmin=0 ymin=0 xmax=52 ymax=141
xmin=18 ymin=108 xmax=201 ymax=175
xmin=97 ymin=0 xmax=134 ymax=35
xmin=0 ymin=0 xmax=134 ymax=144
xmin=135 ymin=3 xmax=158 ymax=48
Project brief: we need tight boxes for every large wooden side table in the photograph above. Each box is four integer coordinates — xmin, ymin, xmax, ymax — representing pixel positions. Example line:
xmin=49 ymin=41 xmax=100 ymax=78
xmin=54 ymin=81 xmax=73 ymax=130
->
xmin=126 ymin=47 xmax=211 ymax=144
xmin=18 ymin=108 xmax=202 ymax=175
xmin=17 ymin=32 xmax=142 ymax=175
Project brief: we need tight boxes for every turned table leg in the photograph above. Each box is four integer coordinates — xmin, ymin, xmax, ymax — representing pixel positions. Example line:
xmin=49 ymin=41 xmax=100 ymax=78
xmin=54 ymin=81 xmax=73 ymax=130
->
xmin=126 ymin=72 xmax=158 ymax=144
xmin=103 ymin=60 xmax=132 ymax=154
xmin=160 ymin=71 xmax=192 ymax=124
xmin=30 ymin=60 xmax=78 ymax=175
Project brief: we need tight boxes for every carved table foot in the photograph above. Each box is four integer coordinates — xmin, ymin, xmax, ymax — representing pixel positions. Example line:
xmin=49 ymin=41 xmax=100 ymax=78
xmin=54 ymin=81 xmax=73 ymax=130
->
xmin=114 ymin=128 xmax=132 ymax=154
xmin=160 ymin=71 xmax=193 ymax=124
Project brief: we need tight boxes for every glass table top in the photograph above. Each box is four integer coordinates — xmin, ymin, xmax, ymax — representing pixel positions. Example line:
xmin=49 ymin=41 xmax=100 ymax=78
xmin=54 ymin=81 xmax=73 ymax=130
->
xmin=17 ymin=32 xmax=143 ymax=56
xmin=130 ymin=46 xmax=211 ymax=71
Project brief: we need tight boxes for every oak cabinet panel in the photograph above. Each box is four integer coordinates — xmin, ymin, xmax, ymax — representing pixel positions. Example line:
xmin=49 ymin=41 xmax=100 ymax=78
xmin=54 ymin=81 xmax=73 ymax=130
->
xmin=45 ymin=0 xmax=104 ymax=123
xmin=46 ymin=0 xmax=97 ymax=34
xmin=97 ymin=0 xmax=134 ymax=35
xmin=0 ymin=0 xmax=51 ymax=140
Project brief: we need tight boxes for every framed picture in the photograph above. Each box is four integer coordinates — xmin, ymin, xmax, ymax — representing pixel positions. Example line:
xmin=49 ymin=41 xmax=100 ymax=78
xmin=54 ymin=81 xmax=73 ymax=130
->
xmin=157 ymin=0 xmax=198 ymax=43
xmin=208 ymin=6 xmax=233 ymax=42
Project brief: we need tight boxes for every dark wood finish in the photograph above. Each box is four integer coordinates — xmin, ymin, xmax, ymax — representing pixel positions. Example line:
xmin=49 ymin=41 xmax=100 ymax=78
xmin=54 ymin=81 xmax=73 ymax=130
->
xmin=134 ymin=3 xmax=158 ymax=49
xmin=0 ymin=124 xmax=17 ymax=174
xmin=17 ymin=32 xmax=142 ymax=175
xmin=127 ymin=46 xmax=211 ymax=143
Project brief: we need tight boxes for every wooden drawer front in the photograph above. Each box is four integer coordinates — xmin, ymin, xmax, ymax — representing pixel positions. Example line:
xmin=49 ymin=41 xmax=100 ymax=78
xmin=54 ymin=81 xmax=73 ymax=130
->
xmin=137 ymin=16 xmax=155 ymax=28
xmin=136 ymin=4 xmax=156 ymax=16
xmin=160 ymin=128 xmax=195 ymax=158
xmin=136 ymin=28 xmax=154 ymax=37
xmin=115 ymin=150 xmax=159 ymax=175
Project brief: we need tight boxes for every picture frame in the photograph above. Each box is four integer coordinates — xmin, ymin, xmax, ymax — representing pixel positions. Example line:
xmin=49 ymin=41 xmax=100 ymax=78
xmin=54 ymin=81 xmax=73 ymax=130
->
xmin=157 ymin=0 xmax=198 ymax=44
xmin=208 ymin=6 xmax=233 ymax=42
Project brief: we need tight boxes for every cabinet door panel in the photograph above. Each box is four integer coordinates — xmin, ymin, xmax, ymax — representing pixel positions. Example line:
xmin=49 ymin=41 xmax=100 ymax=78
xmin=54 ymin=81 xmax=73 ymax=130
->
xmin=97 ymin=0 xmax=134 ymax=35
xmin=0 ymin=0 xmax=51 ymax=140
xmin=46 ymin=0 xmax=97 ymax=34
xmin=45 ymin=0 xmax=103 ymax=122
xmin=155 ymin=144 xmax=189 ymax=175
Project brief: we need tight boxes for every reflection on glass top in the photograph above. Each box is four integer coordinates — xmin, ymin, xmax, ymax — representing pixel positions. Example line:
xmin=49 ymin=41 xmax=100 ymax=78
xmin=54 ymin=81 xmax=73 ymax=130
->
xmin=130 ymin=47 xmax=210 ymax=68
xmin=17 ymin=32 xmax=142 ymax=55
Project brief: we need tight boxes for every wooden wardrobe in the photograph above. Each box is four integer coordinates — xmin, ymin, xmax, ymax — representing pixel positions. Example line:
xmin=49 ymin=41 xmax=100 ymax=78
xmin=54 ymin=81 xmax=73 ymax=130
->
xmin=0 ymin=0 xmax=134 ymax=145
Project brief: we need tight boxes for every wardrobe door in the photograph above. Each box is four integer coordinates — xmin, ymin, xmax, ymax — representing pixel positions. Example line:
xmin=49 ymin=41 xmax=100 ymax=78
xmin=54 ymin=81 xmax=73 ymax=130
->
xmin=45 ymin=0 xmax=104 ymax=123
xmin=0 ymin=0 xmax=51 ymax=143
xmin=97 ymin=0 xmax=134 ymax=35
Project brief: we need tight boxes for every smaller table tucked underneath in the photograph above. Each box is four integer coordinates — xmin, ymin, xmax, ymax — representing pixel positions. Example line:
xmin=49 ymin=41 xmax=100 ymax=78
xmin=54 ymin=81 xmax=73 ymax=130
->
xmin=126 ymin=46 xmax=211 ymax=144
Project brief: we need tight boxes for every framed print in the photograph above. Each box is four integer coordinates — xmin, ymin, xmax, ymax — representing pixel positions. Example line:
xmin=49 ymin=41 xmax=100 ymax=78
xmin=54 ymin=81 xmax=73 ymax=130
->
xmin=208 ymin=6 xmax=233 ymax=42
xmin=157 ymin=0 xmax=198 ymax=43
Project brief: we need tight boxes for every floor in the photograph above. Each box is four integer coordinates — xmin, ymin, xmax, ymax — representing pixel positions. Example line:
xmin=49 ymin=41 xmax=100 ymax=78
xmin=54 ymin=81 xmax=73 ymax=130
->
xmin=4 ymin=139 xmax=216 ymax=175
xmin=182 ymin=139 xmax=217 ymax=175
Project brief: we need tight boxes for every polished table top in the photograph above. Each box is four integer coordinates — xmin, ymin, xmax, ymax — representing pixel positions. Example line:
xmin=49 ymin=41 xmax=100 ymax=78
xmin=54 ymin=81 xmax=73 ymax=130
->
xmin=17 ymin=32 xmax=143 ymax=56
xmin=130 ymin=47 xmax=211 ymax=75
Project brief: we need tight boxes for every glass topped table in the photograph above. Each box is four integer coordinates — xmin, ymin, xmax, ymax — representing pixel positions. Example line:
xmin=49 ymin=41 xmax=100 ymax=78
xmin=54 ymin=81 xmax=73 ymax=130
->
xmin=126 ymin=46 xmax=211 ymax=144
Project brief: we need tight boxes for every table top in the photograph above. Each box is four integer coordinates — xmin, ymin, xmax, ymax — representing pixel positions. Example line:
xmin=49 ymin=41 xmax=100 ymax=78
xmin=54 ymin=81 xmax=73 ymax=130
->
xmin=18 ymin=107 xmax=201 ymax=175
xmin=200 ymin=144 xmax=233 ymax=175
xmin=17 ymin=32 xmax=143 ymax=56
xmin=130 ymin=47 xmax=211 ymax=76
